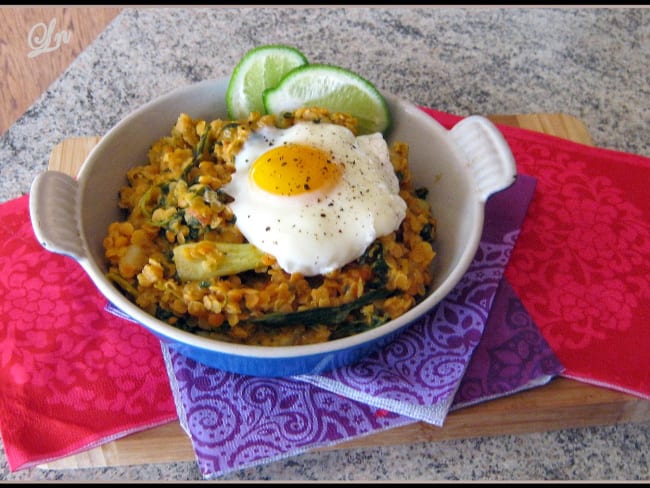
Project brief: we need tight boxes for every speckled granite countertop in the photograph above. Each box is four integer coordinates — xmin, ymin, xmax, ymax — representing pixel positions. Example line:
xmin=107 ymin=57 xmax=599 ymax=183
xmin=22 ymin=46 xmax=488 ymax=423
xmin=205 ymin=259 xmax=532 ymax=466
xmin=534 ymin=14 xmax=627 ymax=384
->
xmin=1 ymin=7 xmax=649 ymax=482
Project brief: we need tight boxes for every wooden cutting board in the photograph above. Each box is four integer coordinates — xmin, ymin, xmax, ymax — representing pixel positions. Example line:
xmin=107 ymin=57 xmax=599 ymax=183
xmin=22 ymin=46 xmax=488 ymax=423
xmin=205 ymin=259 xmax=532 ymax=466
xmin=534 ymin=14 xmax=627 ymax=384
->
xmin=39 ymin=113 xmax=650 ymax=469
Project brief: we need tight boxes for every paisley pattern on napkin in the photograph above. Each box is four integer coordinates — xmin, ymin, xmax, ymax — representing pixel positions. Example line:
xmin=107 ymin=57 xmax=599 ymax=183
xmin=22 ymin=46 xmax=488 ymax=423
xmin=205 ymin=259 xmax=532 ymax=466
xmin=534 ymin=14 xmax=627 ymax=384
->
xmin=451 ymin=279 xmax=563 ymax=409
xmin=297 ymin=233 xmax=523 ymax=422
xmin=0 ymin=195 xmax=178 ymax=471
xmin=165 ymin=347 xmax=413 ymax=477
xmin=298 ymin=176 xmax=538 ymax=422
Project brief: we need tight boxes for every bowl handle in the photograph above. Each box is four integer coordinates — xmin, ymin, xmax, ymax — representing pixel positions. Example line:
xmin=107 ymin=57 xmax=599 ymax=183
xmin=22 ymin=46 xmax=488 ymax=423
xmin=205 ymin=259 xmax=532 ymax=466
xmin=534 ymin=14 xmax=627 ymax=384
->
xmin=449 ymin=115 xmax=517 ymax=201
xmin=29 ymin=171 xmax=86 ymax=260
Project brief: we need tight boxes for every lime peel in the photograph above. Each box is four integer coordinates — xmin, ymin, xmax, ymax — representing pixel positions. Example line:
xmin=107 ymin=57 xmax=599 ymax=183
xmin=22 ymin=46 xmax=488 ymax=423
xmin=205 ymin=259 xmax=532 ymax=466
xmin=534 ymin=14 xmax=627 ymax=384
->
xmin=262 ymin=63 xmax=391 ymax=135
xmin=226 ymin=44 xmax=308 ymax=119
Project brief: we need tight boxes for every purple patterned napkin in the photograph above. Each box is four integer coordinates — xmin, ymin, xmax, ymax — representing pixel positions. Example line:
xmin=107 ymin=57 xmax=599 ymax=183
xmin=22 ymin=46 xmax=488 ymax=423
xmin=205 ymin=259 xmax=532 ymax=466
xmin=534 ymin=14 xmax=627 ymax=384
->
xmin=164 ymin=348 xmax=417 ymax=478
xmin=159 ymin=174 xmax=563 ymax=478
xmin=451 ymin=278 xmax=563 ymax=410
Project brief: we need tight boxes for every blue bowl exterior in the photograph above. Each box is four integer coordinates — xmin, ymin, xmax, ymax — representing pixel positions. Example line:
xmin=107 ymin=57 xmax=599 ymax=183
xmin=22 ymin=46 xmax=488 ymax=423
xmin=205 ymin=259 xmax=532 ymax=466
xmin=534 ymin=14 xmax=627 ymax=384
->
xmin=106 ymin=300 xmax=410 ymax=376
xmin=156 ymin=327 xmax=407 ymax=377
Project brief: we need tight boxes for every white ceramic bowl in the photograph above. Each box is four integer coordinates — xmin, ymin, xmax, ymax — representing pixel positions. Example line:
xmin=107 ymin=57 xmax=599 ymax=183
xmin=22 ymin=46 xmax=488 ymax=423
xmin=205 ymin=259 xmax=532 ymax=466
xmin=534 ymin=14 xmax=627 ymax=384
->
xmin=29 ymin=78 xmax=516 ymax=377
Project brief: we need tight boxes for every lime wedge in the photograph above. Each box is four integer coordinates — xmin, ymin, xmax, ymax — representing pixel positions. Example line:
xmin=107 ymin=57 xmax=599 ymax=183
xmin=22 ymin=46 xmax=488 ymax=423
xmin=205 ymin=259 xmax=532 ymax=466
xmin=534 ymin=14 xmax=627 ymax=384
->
xmin=226 ymin=45 xmax=308 ymax=119
xmin=263 ymin=64 xmax=391 ymax=135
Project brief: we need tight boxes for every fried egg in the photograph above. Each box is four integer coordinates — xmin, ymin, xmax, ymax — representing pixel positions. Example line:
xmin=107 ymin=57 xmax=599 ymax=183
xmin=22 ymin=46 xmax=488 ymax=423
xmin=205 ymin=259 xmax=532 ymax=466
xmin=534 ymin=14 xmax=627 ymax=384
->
xmin=222 ymin=122 xmax=407 ymax=276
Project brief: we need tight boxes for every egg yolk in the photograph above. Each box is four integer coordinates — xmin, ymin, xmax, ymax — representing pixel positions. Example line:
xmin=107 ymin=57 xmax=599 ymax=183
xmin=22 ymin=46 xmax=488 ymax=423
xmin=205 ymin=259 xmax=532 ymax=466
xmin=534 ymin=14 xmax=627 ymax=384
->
xmin=249 ymin=143 xmax=343 ymax=196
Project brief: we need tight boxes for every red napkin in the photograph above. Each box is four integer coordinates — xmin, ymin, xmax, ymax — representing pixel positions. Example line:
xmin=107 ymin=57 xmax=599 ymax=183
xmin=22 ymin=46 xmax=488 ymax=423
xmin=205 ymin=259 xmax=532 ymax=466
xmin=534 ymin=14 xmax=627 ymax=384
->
xmin=0 ymin=195 xmax=178 ymax=471
xmin=425 ymin=108 xmax=650 ymax=399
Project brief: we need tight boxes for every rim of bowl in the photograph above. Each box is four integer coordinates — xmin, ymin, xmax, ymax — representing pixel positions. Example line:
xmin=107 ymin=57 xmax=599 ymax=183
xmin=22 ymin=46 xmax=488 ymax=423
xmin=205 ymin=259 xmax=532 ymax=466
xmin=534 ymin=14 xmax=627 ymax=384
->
xmin=77 ymin=79 xmax=485 ymax=360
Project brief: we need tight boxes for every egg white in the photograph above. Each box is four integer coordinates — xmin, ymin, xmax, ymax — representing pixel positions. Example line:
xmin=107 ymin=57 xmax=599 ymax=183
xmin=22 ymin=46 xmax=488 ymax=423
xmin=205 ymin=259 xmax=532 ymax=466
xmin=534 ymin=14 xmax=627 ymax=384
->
xmin=222 ymin=122 xmax=407 ymax=276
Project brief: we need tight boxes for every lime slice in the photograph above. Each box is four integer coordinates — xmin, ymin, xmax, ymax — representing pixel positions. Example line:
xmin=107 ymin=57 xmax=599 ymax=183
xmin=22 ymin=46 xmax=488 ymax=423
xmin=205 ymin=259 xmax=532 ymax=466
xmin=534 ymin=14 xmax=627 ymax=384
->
xmin=263 ymin=64 xmax=391 ymax=135
xmin=226 ymin=45 xmax=308 ymax=119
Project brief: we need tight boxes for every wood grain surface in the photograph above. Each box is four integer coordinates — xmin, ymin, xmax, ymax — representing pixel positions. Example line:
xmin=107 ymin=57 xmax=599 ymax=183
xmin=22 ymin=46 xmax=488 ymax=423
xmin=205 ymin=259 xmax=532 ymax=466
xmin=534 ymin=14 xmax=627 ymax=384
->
xmin=0 ymin=7 xmax=121 ymax=135
xmin=38 ymin=113 xmax=649 ymax=469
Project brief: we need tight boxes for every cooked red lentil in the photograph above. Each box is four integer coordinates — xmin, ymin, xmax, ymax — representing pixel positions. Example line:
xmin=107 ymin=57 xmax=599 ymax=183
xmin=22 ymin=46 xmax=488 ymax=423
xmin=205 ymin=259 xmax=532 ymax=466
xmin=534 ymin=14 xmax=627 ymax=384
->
xmin=103 ymin=108 xmax=437 ymax=346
